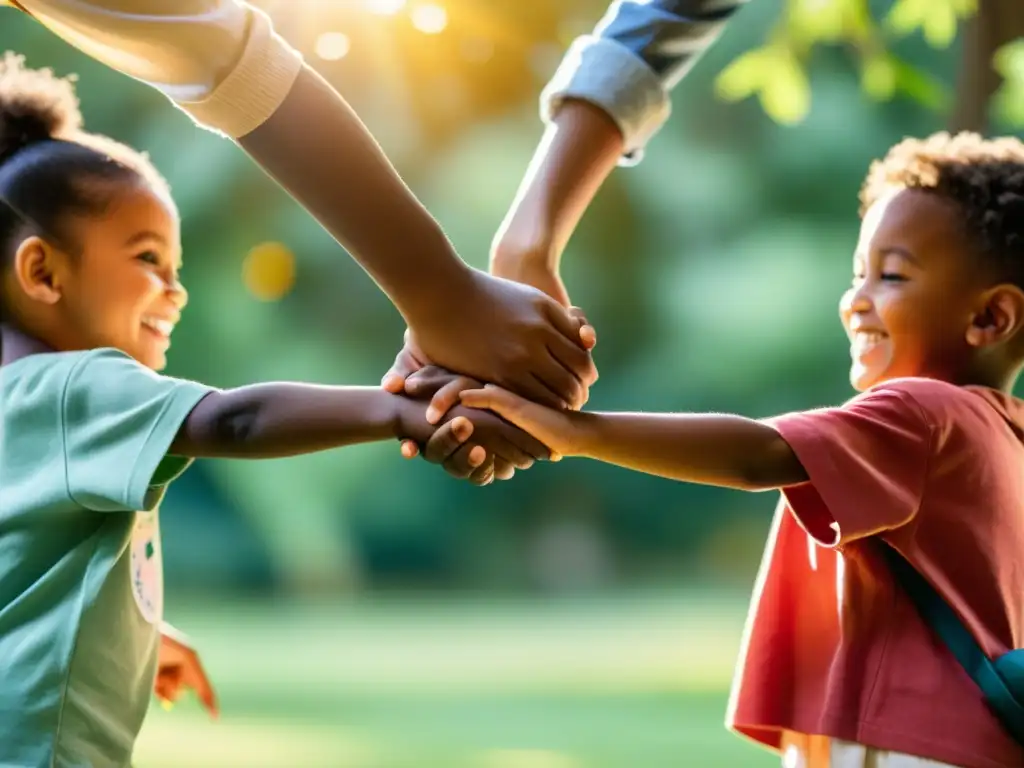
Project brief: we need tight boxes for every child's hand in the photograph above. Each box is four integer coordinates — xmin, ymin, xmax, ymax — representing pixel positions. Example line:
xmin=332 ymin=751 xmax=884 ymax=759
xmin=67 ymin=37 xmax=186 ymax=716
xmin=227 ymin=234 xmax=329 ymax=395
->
xmin=399 ymin=367 xmax=548 ymax=482
xmin=396 ymin=397 xmax=551 ymax=485
xmin=154 ymin=626 xmax=218 ymax=719
xmin=459 ymin=385 xmax=581 ymax=461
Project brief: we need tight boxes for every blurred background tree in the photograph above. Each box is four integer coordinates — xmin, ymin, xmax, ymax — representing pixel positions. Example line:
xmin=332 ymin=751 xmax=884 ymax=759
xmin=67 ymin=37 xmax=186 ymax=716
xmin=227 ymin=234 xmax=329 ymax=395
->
xmin=4 ymin=3 xmax=1023 ymax=766
xmin=5 ymin=0 xmax=1021 ymax=595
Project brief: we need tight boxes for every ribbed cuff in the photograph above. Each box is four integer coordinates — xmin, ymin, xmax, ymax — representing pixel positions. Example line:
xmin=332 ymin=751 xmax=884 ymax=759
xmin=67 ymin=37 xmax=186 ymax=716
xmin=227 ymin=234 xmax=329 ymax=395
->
xmin=176 ymin=7 xmax=303 ymax=139
xmin=540 ymin=36 xmax=670 ymax=166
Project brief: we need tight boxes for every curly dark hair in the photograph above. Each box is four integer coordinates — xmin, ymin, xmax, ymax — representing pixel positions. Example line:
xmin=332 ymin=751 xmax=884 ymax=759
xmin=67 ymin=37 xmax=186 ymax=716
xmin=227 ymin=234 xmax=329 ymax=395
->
xmin=859 ymin=131 xmax=1024 ymax=286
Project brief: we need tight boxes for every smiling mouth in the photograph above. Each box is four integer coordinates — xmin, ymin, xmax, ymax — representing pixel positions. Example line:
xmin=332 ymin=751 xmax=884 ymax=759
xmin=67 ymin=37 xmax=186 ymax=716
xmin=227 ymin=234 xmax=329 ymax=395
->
xmin=141 ymin=316 xmax=175 ymax=340
xmin=851 ymin=330 xmax=887 ymax=357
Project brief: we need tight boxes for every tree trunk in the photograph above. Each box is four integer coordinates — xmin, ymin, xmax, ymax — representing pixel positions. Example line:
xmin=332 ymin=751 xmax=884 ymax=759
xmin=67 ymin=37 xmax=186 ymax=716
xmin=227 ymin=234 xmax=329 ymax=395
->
xmin=950 ymin=0 xmax=1024 ymax=133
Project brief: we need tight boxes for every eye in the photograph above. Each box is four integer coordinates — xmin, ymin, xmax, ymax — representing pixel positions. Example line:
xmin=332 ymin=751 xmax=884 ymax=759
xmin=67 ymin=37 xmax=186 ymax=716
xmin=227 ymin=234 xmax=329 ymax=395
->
xmin=880 ymin=272 xmax=908 ymax=282
xmin=136 ymin=250 xmax=160 ymax=266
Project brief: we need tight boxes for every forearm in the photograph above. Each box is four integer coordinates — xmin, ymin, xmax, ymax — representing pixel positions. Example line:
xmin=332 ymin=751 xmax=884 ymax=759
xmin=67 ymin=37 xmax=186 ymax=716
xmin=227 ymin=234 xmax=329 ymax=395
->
xmin=238 ymin=66 xmax=471 ymax=324
xmin=493 ymin=100 xmax=624 ymax=273
xmin=172 ymin=384 xmax=414 ymax=459
xmin=572 ymin=412 xmax=808 ymax=491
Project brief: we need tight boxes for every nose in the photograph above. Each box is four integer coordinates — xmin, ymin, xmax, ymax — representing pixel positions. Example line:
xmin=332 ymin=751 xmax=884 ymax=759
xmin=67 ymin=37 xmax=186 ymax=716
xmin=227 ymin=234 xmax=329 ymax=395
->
xmin=166 ymin=277 xmax=188 ymax=310
xmin=839 ymin=280 xmax=873 ymax=322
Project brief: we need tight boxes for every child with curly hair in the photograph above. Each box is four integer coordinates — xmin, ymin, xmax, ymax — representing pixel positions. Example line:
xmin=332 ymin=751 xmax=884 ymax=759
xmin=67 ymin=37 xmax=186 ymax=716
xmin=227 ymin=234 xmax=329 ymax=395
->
xmin=459 ymin=131 xmax=1024 ymax=768
xmin=0 ymin=53 xmax=547 ymax=767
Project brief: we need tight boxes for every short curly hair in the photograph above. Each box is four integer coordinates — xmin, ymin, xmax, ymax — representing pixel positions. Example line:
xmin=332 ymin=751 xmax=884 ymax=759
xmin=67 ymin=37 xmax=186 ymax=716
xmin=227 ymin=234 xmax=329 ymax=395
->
xmin=859 ymin=131 xmax=1024 ymax=286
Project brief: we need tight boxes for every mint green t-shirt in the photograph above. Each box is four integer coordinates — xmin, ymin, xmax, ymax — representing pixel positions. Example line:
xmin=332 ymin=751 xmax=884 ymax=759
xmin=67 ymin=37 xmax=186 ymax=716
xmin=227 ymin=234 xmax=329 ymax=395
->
xmin=0 ymin=348 xmax=212 ymax=768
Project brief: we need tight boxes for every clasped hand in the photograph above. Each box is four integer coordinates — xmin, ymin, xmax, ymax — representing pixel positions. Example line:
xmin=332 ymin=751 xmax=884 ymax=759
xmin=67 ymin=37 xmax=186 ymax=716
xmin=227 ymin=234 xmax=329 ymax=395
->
xmin=386 ymin=310 xmax=596 ymax=485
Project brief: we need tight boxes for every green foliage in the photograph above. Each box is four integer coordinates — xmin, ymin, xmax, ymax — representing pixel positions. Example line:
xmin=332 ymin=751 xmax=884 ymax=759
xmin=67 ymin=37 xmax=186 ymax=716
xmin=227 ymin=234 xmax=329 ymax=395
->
xmin=716 ymin=0 xmax=976 ymax=124
xmin=993 ymin=40 xmax=1024 ymax=126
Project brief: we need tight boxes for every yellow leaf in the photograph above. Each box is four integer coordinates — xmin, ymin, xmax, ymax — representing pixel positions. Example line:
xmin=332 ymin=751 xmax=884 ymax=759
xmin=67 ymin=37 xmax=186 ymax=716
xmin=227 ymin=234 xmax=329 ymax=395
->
xmin=994 ymin=40 xmax=1024 ymax=83
xmin=885 ymin=0 xmax=930 ymax=36
xmin=922 ymin=4 xmax=958 ymax=48
xmin=861 ymin=55 xmax=897 ymax=101
xmin=715 ymin=48 xmax=769 ymax=102
xmin=759 ymin=50 xmax=811 ymax=125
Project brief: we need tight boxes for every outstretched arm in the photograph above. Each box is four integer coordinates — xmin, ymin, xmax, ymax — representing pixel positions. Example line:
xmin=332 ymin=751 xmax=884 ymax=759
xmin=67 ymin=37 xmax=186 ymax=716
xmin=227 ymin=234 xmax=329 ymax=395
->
xmin=12 ymin=0 xmax=597 ymax=408
xmin=493 ymin=0 xmax=750 ymax=302
xmin=459 ymin=386 xmax=807 ymax=491
xmin=170 ymin=384 xmax=551 ymax=471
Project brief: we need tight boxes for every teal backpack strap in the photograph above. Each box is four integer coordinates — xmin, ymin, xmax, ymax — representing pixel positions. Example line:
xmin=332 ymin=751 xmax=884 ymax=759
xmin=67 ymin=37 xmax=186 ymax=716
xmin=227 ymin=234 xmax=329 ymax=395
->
xmin=881 ymin=543 xmax=1024 ymax=745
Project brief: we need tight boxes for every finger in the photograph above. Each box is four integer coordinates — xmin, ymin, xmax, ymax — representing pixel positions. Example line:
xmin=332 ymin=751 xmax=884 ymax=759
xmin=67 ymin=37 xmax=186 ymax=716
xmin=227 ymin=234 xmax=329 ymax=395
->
xmin=425 ymin=378 xmax=476 ymax=424
xmin=488 ymin=437 xmax=536 ymax=470
xmin=423 ymin=416 xmax=474 ymax=464
xmin=186 ymin=659 xmax=219 ymax=719
xmin=533 ymin=360 xmax=582 ymax=413
xmin=460 ymin=387 xmax=530 ymax=426
xmin=546 ymin=332 xmax=598 ymax=390
xmin=400 ymin=440 xmax=419 ymax=459
xmin=154 ymin=673 xmax=182 ymax=704
xmin=569 ymin=307 xmax=598 ymax=351
xmin=493 ymin=458 xmax=516 ymax=481
xmin=403 ymin=365 xmax=450 ymax=398
xmin=442 ymin=443 xmax=486 ymax=480
xmin=469 ymin=459 xmax=495 ymax=487
xmin=545 ymin=301 xmax=591 ymax=349
xmin=458 ymin=390 xmax=557 ymax=461
xmin=504 ymin=371 xmax=565 ymax=409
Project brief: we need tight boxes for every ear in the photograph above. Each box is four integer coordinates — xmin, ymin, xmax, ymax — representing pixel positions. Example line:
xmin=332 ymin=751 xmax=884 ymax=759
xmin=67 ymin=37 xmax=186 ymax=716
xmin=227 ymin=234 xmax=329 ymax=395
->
xmin=12 ymin=236 xmax=65 ymax=306
xmin=965 ymin=284 xmax=1024 ymax=348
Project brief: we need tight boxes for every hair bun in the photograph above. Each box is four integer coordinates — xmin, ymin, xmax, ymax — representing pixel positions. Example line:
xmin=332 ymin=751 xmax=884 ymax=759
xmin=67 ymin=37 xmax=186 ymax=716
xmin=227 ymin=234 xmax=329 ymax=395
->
xmin=0 ymin=52 xmax=83 ymax=166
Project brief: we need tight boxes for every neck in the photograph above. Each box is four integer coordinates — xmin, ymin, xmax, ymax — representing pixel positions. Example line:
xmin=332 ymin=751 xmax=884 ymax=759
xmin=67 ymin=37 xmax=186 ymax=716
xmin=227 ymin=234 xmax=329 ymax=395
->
xmin=0 ymin=323 xmax=55 ymax=366
xmin=943 ymin=356 xmax=1021 ymax=394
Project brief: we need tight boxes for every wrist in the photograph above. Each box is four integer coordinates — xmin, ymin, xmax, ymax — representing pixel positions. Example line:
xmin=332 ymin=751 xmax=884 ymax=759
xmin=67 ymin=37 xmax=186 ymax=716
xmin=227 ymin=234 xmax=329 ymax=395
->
xmin=566 ymin=410 xmax=602 ymax=459
xmin=395 ymin=227 xmax=476 ymax=326
xmin=490 ymin=239 xmax=558 ymax=278
xmin=388 ymin=392 xmax=429 ymax=443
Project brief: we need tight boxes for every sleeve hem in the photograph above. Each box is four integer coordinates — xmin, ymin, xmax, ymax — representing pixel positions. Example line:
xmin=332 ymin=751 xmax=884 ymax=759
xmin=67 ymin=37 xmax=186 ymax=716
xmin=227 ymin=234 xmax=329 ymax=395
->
xmin=176 ymin=7 xmax=303 ymax=138
xmin=540 ymin=36 xmax=670 ymax=166
xmin=124 ymin=385 xmax=212 ymax=512
xmin=768 ymin=389 xmax=933 ymax=548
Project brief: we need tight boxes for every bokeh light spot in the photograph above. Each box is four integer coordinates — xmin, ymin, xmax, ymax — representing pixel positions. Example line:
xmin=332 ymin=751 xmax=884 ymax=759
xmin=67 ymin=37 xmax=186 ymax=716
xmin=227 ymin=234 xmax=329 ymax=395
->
xmin=315 ymin=31 xmax=351 ymax=61
xmin=410 ymin=3 xmax=448 ymax=34
xmin=243 ymin=242 xmax=296 ymax=302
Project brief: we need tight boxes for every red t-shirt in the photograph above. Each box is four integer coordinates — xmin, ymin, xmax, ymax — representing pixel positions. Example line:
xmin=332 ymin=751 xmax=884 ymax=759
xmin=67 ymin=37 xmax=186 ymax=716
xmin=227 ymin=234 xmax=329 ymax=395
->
xmin=727 ymin=378 xmax=1024 ymax=768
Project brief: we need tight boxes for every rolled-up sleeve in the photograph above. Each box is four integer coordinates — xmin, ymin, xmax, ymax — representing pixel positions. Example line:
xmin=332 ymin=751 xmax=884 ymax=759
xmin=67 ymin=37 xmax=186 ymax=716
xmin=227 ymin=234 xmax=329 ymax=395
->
xmin=542 ymin=0 xmax=747 ymax=164
xmin=13 ymin=0 xmax=303 ymax=138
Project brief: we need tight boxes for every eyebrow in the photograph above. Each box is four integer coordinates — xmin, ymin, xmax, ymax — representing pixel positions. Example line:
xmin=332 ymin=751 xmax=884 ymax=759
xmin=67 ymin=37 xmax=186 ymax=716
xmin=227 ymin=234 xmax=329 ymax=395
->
xmin=878 ymin=246 xmax=920 ymax=265
xmin=125 ymin=230 xmax=168 ymax=248
xmin=856 ymin=246 xmax=921 ymax=266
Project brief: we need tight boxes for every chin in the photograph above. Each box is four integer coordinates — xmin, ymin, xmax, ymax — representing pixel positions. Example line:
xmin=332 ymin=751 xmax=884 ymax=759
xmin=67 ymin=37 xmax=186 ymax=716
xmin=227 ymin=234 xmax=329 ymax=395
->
xmin=135 ymin=348 xmax=168 ymax=371
xmin=849 ymin=364 xmax=882 ymax=392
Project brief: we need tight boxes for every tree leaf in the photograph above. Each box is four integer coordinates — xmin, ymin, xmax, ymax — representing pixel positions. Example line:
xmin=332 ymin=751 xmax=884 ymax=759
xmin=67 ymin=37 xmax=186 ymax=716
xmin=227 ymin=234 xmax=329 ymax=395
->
xmin=861 ymin=53 xmax=897 ymax=101
xmin=715 ymin=48 xmax=769 ymax=102
xmin=758 ymin=48 xmax=811 ymax=124
xmin=921 ymin=4 xmax=958 ymax=48
xmin=885 ymin=0 xmax=931 ymax=37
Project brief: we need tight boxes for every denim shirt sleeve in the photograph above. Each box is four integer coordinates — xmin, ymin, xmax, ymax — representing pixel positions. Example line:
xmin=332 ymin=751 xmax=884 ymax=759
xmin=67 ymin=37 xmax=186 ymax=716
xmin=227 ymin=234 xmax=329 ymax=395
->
xmin=541 ymin=0 xmax=748 ymax=165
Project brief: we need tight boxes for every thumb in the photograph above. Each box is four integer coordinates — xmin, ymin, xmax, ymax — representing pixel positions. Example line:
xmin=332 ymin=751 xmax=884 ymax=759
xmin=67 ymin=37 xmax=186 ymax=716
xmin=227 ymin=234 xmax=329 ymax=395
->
xmin=382 ymin=345 xmax=424 ymax=393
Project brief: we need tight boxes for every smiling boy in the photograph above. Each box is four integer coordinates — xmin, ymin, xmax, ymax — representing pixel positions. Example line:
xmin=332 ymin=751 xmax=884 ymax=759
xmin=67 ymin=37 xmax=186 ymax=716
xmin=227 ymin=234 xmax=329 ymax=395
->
xmin=458 ymin=131 xmax=1024 ymax=767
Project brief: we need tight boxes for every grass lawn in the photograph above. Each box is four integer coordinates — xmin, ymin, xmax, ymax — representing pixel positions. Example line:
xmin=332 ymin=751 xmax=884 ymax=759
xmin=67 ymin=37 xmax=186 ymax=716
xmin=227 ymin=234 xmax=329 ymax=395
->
xmin=134 ymin=591 xmax=777 ymax=768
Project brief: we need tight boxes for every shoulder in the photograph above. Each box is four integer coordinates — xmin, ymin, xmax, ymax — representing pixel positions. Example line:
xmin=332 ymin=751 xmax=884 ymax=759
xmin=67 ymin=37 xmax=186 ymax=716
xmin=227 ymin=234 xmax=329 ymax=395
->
xmin=865 ymin=377 xmax=994 ymax=426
